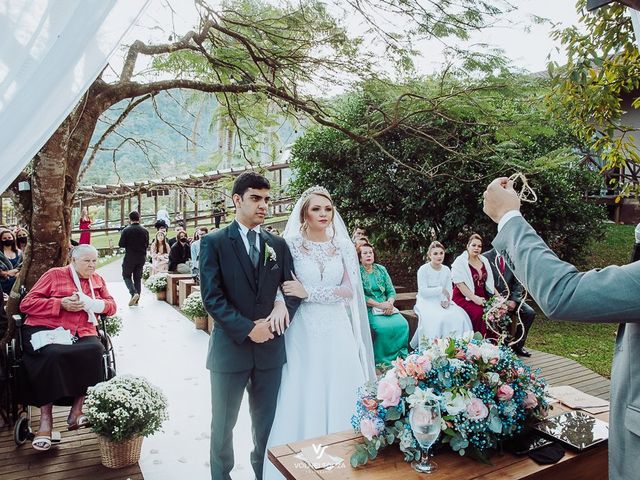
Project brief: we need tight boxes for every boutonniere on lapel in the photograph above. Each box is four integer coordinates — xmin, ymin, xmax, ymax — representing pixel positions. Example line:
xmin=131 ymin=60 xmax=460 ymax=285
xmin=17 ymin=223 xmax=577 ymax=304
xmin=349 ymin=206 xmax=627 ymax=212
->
xmin=265 ymin=244 xmax=277 ymax=265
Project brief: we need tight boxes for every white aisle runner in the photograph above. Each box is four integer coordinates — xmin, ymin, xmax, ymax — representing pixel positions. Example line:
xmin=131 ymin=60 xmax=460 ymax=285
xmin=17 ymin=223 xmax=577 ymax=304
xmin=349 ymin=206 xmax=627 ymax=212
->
xmin=98 ymin=260 xmax=254 ymax=480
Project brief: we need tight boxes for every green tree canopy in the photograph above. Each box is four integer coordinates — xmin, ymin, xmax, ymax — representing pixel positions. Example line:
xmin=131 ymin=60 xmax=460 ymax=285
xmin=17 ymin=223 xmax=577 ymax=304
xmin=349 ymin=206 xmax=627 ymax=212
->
xmin=289 ymin=74 xmax=605 ymax=267
xmin=547 ymin=0 xmax=640 ymax=190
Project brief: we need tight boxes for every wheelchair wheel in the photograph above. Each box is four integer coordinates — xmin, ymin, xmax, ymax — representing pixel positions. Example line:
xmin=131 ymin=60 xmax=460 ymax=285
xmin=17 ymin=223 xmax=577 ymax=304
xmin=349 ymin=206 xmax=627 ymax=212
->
xmin=102 ymin=334 xmax=116 ymax=380
xmin=13 ymin=412 xmax=31 ymax=445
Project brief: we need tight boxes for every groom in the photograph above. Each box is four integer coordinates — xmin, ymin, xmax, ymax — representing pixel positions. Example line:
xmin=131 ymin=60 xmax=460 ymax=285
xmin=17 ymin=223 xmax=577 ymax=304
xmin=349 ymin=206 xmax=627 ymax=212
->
xmin=199 ymin=171 xmax=300 ymax=480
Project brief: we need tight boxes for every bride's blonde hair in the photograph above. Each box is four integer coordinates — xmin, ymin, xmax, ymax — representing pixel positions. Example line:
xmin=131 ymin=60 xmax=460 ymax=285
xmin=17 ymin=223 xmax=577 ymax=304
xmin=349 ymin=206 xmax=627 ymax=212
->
xmin=298 ymin=186 xmax=336 ymax=246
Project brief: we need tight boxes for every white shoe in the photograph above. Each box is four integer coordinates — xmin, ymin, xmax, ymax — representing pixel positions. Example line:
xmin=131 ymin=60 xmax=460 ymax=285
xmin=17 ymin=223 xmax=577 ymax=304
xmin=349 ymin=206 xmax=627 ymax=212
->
xmin=129 ymin=293 xmax=140 ymax=306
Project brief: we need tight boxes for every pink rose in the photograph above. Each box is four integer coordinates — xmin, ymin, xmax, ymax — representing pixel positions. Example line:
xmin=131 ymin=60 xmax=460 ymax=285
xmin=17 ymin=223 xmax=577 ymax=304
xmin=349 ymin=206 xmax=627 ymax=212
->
xmin=466 ymin=398 xmax=489 ymax=420
xmin=363 ymin=398 xmax=378 ymax=411
xmin=377 ymin=377 xmax=402 ymax=407
xmin=523 ymin=392 xmax=538 ymax=409
xmin=497 ymin=384 xmax=514 ymax=401
xmin=360 ymin=418 xmax=379 ymax=440
xmin=392 ymin=358 xmax=408 ymax=377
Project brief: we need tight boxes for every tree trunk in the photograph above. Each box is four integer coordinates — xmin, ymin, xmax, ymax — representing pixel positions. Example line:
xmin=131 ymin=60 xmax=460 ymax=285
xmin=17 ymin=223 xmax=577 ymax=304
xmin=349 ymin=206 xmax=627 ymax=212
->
xmin=1 ymin=82 xmax=109 ymax=346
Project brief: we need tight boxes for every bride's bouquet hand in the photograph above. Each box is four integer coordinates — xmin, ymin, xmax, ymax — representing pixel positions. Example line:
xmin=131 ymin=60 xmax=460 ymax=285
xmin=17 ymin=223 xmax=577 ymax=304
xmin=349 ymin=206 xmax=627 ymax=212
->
xmin=267 ymin=301 xmax=290 ymax=335
xmin=282 ymin=273 xmax=308 ymax=299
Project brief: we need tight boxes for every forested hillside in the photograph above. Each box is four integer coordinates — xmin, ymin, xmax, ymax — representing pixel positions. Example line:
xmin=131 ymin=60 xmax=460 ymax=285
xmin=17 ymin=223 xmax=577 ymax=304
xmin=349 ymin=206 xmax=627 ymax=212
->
xmin=79 ymin=90 xmax=300 ymax=185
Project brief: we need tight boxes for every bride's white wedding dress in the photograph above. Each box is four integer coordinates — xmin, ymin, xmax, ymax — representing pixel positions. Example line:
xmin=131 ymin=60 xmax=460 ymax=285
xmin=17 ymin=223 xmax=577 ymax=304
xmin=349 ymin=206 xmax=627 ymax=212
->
xmin=263 ymin=236 xmax=368 ymax=480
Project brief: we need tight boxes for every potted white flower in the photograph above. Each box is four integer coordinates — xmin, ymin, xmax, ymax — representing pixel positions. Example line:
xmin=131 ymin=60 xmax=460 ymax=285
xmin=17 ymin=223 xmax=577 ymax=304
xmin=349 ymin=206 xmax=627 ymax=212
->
xmin=145 ymin=272 xmax=168 ymax=300
xmin=85 ymin=375 xmax=168 ymax=468
xmin=181 ymin=291 xmax=208 ymax=330
xmin=103 ymin=314 xmax=123 ymax=337
xmin=142 ymin=262 xmax=152 ymax=281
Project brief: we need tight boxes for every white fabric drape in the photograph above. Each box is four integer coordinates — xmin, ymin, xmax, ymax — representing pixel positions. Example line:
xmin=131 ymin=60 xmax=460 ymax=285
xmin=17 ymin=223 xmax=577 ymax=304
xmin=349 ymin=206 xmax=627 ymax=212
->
xmin=0 ymin=0 xmax=150 ymax=193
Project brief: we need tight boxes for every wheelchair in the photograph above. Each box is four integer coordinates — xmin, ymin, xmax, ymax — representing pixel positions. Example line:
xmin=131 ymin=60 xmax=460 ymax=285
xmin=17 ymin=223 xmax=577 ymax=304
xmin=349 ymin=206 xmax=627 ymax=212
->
xmin=1 ymin=311 xmax=116 ymax=446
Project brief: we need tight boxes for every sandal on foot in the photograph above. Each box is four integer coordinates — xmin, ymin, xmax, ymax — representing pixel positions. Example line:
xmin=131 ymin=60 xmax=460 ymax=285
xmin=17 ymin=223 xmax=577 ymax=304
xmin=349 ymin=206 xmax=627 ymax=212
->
xmin=67 ymin=414 xmax=91 ymax=431
xmin=32 ymin=431 xmax=52 ymax=451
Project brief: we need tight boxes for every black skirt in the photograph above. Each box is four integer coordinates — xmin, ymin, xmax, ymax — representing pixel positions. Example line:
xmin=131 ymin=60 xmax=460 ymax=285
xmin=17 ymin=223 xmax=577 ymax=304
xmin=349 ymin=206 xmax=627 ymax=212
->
xmin=21 ymin=326 xmax=105 ymax=407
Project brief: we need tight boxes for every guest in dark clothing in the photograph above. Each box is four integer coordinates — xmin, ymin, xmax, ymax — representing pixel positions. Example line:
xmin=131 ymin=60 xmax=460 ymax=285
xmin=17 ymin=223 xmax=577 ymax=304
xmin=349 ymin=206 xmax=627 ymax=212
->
xmin=484 ymin=248 xmax=535 ymax=357
xmin=0 ymin=228 xmax=22 ymax=294
xmin=213 ymin=204 xmax=226 ymax=229
xmin=118 ymin=211 xmax=149 ymax=306
xmin=168 ymin=230 xmax=191 ymax=273
xmin=167 ymin=226 xmax=184 ymax=247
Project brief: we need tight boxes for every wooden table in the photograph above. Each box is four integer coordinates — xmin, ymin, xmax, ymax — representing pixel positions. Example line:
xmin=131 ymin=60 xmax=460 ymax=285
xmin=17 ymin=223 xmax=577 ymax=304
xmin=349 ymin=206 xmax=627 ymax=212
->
xmin=269 ymin=405 xmax=608 ymax=480
xmin=166 ymin=273 xmax=193 ymax=305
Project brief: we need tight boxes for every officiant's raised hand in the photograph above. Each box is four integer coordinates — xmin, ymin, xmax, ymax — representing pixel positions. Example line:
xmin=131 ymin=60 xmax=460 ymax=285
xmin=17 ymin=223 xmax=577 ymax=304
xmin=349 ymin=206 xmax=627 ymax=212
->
xmin=267 ymin=300 xmax=290 ymax=335
xmin=483 ymin=177 xmax=520 ymax=224
xmin=249 ymin=319 xmax=274 ymax=343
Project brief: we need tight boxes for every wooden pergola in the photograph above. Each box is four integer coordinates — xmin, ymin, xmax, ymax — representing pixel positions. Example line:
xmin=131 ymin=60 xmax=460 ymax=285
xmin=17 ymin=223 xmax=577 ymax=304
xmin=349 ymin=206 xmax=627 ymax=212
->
xmin=73 ymin=161 xmax=292 ymax=231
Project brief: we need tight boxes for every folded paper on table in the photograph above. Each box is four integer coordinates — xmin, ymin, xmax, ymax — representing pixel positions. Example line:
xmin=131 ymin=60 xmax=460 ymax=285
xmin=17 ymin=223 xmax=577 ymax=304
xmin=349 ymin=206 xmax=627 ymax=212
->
xmin=547 ymin=385 xmax=609 ymax=414
xmin=30 ymin=327 xmax=75 ymax=350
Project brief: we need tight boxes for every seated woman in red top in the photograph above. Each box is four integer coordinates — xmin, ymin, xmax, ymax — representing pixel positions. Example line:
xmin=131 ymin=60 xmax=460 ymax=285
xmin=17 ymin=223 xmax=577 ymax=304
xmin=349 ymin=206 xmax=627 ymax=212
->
xmin=451 ymin=233 xmax=498 ymax=337
xmin=20 ymin=244 xmax=116 ymax=451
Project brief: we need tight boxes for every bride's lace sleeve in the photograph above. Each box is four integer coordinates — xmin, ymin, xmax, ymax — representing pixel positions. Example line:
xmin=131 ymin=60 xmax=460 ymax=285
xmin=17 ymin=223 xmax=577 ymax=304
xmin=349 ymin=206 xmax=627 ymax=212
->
xmin=305 ymin=264 xmax=353 ymax=303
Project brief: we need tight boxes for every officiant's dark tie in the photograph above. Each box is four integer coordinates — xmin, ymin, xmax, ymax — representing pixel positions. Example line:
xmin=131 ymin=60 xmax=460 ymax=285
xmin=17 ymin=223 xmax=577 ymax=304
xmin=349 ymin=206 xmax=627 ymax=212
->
xmin=247 ymin=229 xmax=259 ymax=269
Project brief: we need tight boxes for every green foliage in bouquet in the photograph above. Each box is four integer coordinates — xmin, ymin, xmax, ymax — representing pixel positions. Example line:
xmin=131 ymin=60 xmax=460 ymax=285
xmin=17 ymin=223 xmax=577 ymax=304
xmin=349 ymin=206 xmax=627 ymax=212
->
xmin=145 ymin=272 xmax=168 ymax=293
xmin=85 ymin=375 xmax=168 ymax=442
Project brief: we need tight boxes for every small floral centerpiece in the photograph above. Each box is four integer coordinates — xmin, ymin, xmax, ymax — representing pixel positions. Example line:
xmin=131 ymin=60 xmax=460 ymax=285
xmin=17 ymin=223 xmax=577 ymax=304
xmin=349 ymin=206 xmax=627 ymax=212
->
xmin=142 ymin=263 xmax=152 ymax=281
xmin=145 ymin=272 xmax=168 ymax=293
xmin=350 ymin=333 xmax=548 ymax=467
xmin=85 ymin=375 xmax=169 ymax=468
xmin=103 ymin=315 xmax=123 ymax=337
xmin=483 ymin=295 xmax=511 ymax=336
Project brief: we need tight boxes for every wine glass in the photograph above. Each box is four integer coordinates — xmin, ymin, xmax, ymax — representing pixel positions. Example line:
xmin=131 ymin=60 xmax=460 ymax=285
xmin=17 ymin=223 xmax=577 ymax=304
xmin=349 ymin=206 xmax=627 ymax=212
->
xmin=409 ymin=399 xmax=441 ymax=473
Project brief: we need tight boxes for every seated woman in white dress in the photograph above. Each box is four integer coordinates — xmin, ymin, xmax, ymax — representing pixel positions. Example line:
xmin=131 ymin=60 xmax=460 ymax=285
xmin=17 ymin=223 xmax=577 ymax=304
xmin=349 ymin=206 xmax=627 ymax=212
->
xmin=410 ymin=241 xmax=472 ymax=349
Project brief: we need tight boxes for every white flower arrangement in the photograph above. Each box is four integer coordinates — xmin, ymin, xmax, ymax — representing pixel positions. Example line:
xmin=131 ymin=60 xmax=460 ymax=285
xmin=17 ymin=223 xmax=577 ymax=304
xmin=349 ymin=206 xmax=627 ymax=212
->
xmin=142 ymin=263 xmax=152 ymax=281
xmin=145 ymin=272 xmax=168 ymax=293
xmin=85 ymin=375 xmax=168 ymax=442
xmin=103 ymin=315 xmax=123 ymax=337
xmin=181 ymin=291 xmax=207 ymax=318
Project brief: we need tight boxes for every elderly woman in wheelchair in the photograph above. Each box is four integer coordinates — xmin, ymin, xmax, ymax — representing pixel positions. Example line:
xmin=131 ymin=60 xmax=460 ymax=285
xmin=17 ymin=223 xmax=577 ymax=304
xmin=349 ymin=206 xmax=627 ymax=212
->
xmin=19 ymin=244 xmax=116 ymax=451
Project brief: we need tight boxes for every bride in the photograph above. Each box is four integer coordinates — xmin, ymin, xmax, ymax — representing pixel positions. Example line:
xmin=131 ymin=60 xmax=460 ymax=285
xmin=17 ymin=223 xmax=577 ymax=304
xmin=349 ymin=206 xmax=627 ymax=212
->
xmin=263 ymin=186 xmax=376 ymax=479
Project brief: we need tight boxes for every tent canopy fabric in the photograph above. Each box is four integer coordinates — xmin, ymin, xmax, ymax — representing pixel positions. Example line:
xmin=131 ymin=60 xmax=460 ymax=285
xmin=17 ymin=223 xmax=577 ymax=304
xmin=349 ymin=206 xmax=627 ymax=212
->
xmin=0 ymin=0 xmax=149 ymax=194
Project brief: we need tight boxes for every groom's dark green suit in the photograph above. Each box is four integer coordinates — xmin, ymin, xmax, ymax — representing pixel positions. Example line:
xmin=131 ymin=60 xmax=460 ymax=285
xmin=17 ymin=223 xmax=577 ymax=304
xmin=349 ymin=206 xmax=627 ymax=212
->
xmin=200 ymin=220 xmax=300 ymax=480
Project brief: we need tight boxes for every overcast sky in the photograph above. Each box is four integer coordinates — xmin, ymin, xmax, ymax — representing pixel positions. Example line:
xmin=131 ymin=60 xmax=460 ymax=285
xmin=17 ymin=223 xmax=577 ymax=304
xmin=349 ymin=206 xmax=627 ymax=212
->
xmin=114 ymin=0 xmax=581 ymax=79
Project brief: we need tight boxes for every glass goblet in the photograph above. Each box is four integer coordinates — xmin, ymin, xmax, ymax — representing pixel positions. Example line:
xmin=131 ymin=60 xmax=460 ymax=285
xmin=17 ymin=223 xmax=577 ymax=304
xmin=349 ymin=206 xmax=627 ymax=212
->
xmin=409 ymin=399 xmax=441 ymax=474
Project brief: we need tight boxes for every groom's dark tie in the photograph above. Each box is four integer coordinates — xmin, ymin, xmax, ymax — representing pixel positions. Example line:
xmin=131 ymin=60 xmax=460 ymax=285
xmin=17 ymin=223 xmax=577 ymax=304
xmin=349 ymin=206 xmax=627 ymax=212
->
xmin=247 ymin=229 xmax=259 ymax=269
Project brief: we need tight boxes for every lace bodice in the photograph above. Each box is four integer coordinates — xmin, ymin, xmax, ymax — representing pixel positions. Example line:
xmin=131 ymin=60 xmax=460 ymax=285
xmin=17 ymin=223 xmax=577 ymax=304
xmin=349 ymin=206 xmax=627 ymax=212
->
xmin=286 ymin=236 xmax=353 ymax=304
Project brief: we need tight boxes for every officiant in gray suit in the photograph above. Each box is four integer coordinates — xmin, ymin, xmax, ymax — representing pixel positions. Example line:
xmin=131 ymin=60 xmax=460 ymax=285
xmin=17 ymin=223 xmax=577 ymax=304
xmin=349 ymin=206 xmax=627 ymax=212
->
xmin=200 ymin=172 xmax=301 ymax=480
xmin=483 ymin=177 xmax=640 ymax=480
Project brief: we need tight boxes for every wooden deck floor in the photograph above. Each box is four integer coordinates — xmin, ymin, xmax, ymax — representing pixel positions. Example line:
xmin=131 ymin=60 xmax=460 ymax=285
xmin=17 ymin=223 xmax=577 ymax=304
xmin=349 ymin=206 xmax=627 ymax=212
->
xmin=524 ymin=348 xmax=611 ymax=401
xmin=0 ymin=407 xmax=143 ymax=480
xmin=0 ymin=349 xmax=609 ymax=480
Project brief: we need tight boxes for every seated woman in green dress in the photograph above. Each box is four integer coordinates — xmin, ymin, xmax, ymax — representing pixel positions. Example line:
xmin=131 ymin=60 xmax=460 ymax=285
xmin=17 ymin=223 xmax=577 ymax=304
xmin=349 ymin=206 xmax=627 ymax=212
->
xmin=358 ymin=243 xmax=409 ymax=366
